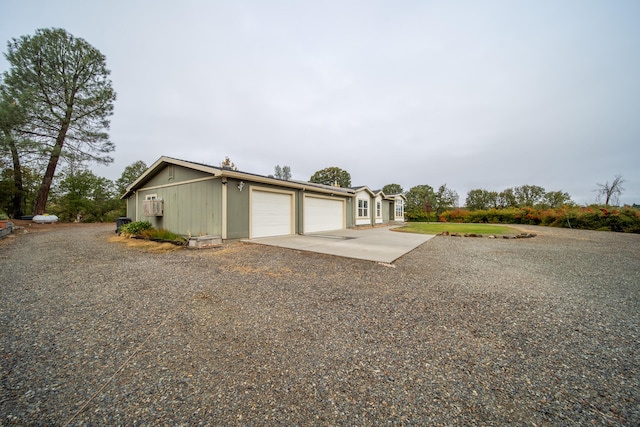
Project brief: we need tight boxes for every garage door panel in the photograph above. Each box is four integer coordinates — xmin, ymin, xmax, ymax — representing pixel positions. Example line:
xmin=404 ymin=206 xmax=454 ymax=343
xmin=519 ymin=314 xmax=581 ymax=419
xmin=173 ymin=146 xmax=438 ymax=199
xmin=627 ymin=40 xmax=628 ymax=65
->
xmin=251 ymin=190 xmax=293 ymax=238
xmin=304 ymin=196 xmax=344 ymax=233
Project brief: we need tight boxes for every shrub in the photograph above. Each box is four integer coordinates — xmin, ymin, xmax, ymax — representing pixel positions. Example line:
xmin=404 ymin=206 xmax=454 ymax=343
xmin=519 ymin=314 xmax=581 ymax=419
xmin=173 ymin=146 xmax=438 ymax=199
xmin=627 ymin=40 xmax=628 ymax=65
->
xmin=140 ymin=228 xmax=186 ymax=244
xmin=119 ymin=221 xmax=152 ymax=235
xmin=435 ymin=205 xmax=640 ymax=233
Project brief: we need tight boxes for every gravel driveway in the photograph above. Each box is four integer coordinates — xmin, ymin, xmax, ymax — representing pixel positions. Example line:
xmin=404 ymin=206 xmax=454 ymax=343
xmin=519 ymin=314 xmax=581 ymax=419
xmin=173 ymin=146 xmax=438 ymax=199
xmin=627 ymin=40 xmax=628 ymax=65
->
xmin=1 ymin=224 xmax=639 ymax=425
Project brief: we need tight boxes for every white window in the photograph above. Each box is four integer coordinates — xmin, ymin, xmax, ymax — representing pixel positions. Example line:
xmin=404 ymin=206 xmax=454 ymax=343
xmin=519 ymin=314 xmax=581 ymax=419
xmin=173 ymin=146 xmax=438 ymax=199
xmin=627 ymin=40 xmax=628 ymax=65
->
xmin=357 ymin=199 xmax=369 ymax=217
xmin=376 ymin=201 xmax=382 ymax=217
xmin=145 ymin=194 xmax=158 ymax=200
xmin=395 ymin=199 xmax=404 ymax=217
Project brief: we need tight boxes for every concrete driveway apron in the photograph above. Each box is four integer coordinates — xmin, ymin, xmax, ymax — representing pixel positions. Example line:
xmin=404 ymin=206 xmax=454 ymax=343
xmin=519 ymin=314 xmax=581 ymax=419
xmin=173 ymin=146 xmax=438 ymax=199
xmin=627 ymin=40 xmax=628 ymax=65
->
xmin=245 ymin=226 xmax=435 ymax=263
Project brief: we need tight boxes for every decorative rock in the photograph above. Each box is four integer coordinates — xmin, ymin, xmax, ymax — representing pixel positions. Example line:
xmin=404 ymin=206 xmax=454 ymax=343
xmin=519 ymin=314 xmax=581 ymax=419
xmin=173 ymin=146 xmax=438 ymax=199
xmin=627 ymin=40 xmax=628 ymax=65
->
xmin=516 ymin=233 xmax=537 ymax=239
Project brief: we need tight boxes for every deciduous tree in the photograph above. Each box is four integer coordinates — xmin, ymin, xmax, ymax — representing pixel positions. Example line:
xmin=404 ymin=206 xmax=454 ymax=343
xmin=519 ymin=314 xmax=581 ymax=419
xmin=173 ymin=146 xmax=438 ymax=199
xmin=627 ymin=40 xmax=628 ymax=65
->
xmin=405 ymin=184 xmax=435 ymax=220
xmin=434 ymin=184 xmax=459 ymax=215
xmin=310 ymin=166 xmax=351 ymax=188
xmin=50 ymin=166 xmax=117 ymax=222
xmin=382 ymin=183 xmax=403 ymax=194
xmin=2 ymin=28 xmax=116 ymax=214
xmin=513 ymin=185 xmax=546 ymax=207
xmin=274 ymin=165 xmax=291 ymax=180
xmin=498 ymin=188 xmax=517 ymax=208
xmin=116 ymin=160 xmax=147 ymax=195
xmin=542 ymin=190 xmax=573 ymax=208
xmin=465 ymin=189 xmax=497 ymax=210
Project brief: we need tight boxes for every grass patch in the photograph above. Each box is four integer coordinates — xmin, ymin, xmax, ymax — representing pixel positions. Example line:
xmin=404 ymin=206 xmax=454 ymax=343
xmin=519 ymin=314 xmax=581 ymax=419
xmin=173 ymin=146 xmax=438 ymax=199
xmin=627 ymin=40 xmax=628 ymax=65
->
xmin=394 ymin=222 xmax=519 ymax=235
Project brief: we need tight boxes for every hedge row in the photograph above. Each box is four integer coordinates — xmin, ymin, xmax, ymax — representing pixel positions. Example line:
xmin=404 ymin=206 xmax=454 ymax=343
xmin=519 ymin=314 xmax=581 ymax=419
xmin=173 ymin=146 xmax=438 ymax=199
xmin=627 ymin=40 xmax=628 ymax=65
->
xmin=435 ymin=206 xmax=640 ymax=233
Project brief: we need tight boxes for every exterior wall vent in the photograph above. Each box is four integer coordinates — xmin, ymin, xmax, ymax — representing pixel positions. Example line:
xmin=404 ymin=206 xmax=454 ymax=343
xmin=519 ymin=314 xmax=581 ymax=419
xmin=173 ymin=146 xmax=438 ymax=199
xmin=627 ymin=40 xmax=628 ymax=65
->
xmin=143 ymin=199 xmax=164 ymax=216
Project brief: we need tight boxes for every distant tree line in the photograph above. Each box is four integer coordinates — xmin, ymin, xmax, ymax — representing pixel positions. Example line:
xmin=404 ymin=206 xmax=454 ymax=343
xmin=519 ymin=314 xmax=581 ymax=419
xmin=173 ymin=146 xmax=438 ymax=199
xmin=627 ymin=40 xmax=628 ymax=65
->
xmin=465 ymin=185 xmax=573 ymax=210
xmin=0 ymin=160 xmax=147 ymax=222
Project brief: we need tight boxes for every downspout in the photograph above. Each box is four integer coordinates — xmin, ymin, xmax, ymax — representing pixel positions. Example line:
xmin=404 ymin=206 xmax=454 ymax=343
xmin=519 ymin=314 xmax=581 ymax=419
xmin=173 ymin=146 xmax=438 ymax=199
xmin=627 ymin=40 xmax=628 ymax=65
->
xmin=221 ymin=177 xmax=227 ymax=240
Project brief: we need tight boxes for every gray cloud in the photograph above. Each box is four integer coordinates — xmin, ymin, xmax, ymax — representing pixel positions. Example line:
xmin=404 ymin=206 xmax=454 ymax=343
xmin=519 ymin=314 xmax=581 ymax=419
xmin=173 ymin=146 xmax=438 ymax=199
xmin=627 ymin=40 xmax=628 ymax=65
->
xmin=1 ymin=0 xmax=638 ymax=204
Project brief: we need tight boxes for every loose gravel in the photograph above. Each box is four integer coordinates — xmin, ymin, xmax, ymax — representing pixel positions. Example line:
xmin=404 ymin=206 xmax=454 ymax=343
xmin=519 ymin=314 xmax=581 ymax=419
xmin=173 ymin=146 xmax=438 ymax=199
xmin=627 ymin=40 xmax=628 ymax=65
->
xmin=1 ymin=224 xmax=638 ymax=426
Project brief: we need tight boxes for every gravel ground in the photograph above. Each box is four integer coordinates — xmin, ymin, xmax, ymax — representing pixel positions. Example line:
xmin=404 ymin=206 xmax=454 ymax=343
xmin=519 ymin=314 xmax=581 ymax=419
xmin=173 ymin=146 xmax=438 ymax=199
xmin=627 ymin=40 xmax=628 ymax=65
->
xmin=1 ymin=223 xmax=638 ymax=426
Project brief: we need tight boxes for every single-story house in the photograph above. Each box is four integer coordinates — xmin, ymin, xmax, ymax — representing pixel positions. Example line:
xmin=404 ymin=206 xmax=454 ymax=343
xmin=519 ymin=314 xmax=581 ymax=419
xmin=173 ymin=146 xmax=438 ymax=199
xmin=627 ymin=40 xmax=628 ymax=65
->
xmin=353 ymin=186 xmax=406 ymax=227
xmin=122 ymin=156 xmax=405 ymax=240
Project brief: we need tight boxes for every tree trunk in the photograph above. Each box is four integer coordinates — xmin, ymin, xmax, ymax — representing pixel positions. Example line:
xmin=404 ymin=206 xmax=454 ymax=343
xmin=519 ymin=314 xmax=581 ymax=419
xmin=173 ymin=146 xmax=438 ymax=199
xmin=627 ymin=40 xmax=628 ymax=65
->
xmin=33 ymin=117 xmax=70 ymax=214
xmin=8 ymin=135 xmax=24 ymax=217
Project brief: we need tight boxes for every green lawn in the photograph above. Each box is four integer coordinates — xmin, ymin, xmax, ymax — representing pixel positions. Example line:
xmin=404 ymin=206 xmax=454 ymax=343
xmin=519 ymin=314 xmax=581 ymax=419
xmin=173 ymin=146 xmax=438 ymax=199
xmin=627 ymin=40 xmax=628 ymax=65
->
xmin=393 ymin=222 xmax=519 ymax=235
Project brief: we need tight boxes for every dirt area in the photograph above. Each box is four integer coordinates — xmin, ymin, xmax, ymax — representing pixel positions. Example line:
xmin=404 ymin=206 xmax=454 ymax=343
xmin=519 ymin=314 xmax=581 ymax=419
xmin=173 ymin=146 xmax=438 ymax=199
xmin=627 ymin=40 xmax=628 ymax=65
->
xmin=8 ymin=219 xmax=109 ymax=233
xmin=1 ymin=223 xmax=639 ymax=425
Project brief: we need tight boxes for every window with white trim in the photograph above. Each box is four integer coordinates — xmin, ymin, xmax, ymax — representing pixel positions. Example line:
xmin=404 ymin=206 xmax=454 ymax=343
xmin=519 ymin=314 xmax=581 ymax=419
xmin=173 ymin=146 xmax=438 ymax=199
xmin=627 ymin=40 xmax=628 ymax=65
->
xmin=376 ymin=201 xmax=382 ymax=217
xmin=145 ymin=194 xmax=158 ymax=200
xmin=357 ymin=199 xmax=369 ymax=217
xmin=395 ymin=199 xmax=404 ymax=217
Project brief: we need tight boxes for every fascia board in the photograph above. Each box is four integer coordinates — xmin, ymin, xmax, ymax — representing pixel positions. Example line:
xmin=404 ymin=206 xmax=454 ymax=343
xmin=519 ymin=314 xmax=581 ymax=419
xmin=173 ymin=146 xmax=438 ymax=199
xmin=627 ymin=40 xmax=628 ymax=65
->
xmin=121 ymin=155 xmax=356 ymax=199
xmin=355 ymin=186 xmax=375 ymax=196
xmin=224 ymin=171 xmax=355 ymax=196
xmin=121 ymin=156 xmax=222 ymax=199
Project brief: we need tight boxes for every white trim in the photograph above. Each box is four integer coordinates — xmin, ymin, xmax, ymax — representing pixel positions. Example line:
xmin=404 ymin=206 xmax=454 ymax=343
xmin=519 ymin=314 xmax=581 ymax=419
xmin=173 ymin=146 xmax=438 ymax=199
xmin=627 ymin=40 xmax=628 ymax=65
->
xmin=135 ymin=176 xmax=217 ymax=193
xmin=303 ymin=194 xmax=346 ymax=233
xmin=249 ymin=186 xmax=296 ymax=239
xmin=123 ymin=156 xmax=356 ymax=199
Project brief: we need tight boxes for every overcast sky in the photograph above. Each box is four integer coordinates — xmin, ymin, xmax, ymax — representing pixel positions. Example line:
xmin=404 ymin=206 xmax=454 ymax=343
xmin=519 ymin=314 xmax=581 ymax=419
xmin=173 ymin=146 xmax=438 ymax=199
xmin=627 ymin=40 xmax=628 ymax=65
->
xmin=2 ymin=0 xmax=639 ymax=205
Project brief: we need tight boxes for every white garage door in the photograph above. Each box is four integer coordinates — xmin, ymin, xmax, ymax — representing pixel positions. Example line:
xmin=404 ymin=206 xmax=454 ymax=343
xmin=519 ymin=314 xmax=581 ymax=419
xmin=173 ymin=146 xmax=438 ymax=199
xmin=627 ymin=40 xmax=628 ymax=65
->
xmin=251 ymin=190 xmax=293 ymax=238
xmin=304 ymin=196 xmax=345 ymax=233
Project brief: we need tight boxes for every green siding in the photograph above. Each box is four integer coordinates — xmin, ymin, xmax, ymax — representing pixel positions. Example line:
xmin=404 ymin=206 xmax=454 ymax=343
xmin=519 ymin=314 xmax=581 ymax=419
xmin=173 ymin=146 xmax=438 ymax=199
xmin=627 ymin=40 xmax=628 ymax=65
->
xmin=125 ymin=162 xmax=358 ymax=239
xmin=296 ymin=190 xmax=308 ymax=234
xmin=133 ymin=179 xmax=221 ymax=237
xmin=345 ymin=198 xmax=354 ymax=228
xmin=382 ymin=200 xmax=391 ymax=223
xmin=226 ymin=178 xmax=250 ymax=239
xmin=126 ymin=197 xmax=136 ymax=219
xmin=142 ymin=166 xmax=211 ymax=188
xmin=126 ymin=164 xmax=222 ymax=237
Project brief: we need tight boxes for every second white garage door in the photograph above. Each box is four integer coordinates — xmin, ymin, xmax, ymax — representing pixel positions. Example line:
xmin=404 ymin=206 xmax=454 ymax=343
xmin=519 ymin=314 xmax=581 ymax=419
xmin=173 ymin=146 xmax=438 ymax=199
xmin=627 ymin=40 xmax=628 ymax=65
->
xmin=251 ymin=189 xmax=294 ymax=238
xmin=304 ymin=195 xmax=345 ymax=233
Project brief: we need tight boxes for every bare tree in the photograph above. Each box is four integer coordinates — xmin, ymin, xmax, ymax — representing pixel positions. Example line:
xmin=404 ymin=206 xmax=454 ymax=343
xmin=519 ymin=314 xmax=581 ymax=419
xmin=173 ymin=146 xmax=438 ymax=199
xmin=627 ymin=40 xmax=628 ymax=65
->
xmin=596 ymin=175 xmax=626 ymax=206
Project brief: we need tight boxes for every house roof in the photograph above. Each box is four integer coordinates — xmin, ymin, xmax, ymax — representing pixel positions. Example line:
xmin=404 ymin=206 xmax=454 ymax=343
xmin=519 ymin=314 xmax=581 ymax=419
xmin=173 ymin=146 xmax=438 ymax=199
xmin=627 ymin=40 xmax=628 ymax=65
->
xmin=352 ymin=186 xmax=406 ymax=201
xmin=386 ymin=193 xmax=407 ymax=200
xmin=122 ymin=156 xmax=356 ymax=199
xmin=352 ymin=185 xmax=376 ymax=196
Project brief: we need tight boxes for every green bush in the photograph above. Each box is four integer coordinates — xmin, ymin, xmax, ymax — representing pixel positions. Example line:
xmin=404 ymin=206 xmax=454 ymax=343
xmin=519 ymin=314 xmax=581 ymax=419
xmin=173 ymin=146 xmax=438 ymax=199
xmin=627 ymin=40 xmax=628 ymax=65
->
xmin=140 ymin=228 xmax=186 ymax=244
xmin=119 ymin=221 xmax=152 ymax=235
xmin=436 ymin=206 xmax=640 ymax=233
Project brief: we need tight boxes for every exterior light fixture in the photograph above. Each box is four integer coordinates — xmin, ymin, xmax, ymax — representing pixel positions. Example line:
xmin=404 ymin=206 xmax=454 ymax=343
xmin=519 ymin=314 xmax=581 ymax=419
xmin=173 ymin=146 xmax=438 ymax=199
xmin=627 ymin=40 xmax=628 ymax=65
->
xmin=238 ymin=181 xmax=245 ymax=191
